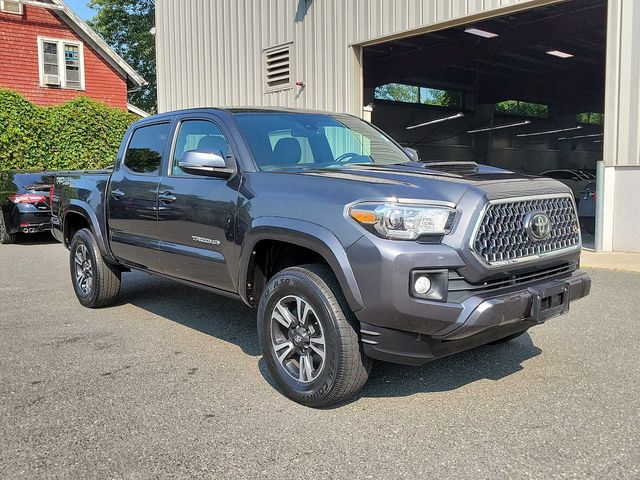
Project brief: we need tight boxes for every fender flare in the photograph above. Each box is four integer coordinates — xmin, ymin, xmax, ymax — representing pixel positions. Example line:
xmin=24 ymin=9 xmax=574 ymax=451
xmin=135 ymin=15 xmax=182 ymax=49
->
xmin=238 ymin=217 xmax=364 ymax=312
xmin=64 ymin=200 xmax=117 ymax=263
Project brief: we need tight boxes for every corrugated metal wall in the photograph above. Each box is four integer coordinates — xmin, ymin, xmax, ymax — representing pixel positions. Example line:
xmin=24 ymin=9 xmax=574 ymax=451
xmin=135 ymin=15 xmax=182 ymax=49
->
xmin=156 ymin=0 xmax=640 ymax=166
xmin=155 ymin=0 xmax=547 ymax=113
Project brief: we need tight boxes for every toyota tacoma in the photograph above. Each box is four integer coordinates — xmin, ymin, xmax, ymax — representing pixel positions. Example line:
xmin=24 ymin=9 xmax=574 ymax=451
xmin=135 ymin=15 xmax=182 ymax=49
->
xmin=52 ymin=108 xmax=591 ymax=407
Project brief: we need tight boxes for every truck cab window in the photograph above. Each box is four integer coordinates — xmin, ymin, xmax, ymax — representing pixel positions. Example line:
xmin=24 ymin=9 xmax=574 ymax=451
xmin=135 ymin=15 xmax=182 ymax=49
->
xmin=123 ymin=123 xmax=171 ymax=175
xmin=172 ymin=120 xmax=229 ymax=176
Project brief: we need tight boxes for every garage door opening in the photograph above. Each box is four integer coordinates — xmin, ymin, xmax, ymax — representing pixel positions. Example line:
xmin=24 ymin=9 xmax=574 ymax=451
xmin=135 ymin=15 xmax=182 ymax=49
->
xmin=362 ymin=0 xmax=606 ymax=243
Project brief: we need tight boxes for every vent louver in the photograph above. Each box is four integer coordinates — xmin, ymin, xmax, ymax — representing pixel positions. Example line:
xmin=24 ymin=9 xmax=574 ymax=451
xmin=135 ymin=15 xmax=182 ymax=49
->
xmin=264 ymin=43 xmax=292 ymax=91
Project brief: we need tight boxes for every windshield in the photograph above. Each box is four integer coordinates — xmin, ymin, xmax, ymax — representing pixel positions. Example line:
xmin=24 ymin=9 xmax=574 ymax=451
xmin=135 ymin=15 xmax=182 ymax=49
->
xmin=234 ymin=112 xmax=411 ymax=171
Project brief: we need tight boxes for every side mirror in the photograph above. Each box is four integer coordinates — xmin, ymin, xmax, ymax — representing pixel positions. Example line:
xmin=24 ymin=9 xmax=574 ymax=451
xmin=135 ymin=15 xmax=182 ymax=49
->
xmin=404 ymin=147 xmax=420 ymax=162
xmin=179 ymin=150 xmax=234 ymax=178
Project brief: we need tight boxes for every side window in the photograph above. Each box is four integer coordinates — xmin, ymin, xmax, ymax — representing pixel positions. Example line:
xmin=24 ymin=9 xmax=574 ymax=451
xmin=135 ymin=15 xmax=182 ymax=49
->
xmin=124 ymin=123 xmax=170 ymax=175
xmin=172 ymin=120 xmax=229 ymax=176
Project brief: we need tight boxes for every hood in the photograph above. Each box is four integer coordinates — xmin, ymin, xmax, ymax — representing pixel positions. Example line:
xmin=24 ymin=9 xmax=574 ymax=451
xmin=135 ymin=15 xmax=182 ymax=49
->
xmin=242 ymin=161 xmax=575 ymax=251
xmin=270 ymin=161 xmax=572 ymax=205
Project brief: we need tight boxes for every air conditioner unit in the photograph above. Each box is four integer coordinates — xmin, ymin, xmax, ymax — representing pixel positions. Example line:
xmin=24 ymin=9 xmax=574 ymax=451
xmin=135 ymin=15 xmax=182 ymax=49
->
xmin=44 ymin=74 xmax=60 ymax=86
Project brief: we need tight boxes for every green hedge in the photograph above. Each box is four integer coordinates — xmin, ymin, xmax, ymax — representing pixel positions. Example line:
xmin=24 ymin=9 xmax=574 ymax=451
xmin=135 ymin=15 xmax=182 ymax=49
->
xmin=0 ymin=89 xmax=138 ymax=171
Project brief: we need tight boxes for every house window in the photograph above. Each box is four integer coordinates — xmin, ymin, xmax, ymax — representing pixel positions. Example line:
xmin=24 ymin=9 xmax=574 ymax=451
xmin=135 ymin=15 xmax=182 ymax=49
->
xmin=64 ymin=44 xmax=81 ymax=89
xmin=38 ymin=37 xmax=85 ymax=90
xmin=264 ymin=43 xmax=293 ymax=92
xmin=0 ymin=0 xmax=23 ymax=14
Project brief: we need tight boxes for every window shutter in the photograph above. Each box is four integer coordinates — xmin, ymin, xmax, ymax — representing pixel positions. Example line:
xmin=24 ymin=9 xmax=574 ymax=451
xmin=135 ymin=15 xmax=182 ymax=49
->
xmin=264 ymin=43 xmax=292 ymax=91
xmin=1 ymin=0 xmax=23 ymax=14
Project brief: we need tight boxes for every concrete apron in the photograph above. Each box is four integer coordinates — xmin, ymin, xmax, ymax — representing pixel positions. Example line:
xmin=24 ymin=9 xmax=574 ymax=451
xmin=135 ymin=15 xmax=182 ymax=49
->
xmin=581 ymin=251 xmax=640 ymax=273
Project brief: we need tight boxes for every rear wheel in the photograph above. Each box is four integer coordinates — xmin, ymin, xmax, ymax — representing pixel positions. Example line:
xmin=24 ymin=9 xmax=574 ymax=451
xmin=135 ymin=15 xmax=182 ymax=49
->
xmin=70 ymin=228 xmax=121 ymax=308
xmin=0 ymin=213 xmax=17 ymax=244
xmin=257 ymin=264 xmax=371 ymax=408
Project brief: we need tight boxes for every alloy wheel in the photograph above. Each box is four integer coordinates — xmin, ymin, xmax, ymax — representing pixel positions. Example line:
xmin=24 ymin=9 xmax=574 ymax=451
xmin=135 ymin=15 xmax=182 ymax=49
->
xmin=74 ymin=243 xmax=93 ymax=294
xmin=270 ymin=295 xmax=326 ymax=383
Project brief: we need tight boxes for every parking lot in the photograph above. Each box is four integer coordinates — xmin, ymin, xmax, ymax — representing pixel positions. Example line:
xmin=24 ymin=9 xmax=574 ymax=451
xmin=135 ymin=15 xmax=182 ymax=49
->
xmin=1 ymin=237 xmax=639 ymax=479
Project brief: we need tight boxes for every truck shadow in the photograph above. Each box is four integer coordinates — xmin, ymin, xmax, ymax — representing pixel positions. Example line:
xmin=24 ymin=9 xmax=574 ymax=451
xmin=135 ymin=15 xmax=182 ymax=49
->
xmin=118 ymin=271 xmax=542 ymax=400
xmin=352 ymin=334 xmax=541 ymax=401
xmin=117 ymin=271 xmax=260 ymax=357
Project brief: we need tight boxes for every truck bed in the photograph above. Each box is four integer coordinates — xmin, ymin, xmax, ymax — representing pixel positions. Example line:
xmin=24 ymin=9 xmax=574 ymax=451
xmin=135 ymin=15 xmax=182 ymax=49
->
xmin=51 ymin=168 xmax=113 ymax=244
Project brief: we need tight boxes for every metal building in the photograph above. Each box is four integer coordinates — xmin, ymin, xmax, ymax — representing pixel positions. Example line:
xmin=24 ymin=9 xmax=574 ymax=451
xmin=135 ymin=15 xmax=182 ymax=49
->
xmin=155 ymin=0 xmax=640 ymax=253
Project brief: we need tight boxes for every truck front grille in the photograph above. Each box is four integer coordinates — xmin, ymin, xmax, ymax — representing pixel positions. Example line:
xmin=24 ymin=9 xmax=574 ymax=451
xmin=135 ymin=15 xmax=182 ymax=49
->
xmin=472 ymin=195 xmax=580 ymax=265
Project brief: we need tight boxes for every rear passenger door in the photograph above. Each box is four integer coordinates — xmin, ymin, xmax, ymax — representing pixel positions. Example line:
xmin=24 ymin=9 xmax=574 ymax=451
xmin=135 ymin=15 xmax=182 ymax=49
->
xmin=107 ymin=121 xmax=172 ymax=272
xmin=156 ymin=116 xmax=239 ymax=292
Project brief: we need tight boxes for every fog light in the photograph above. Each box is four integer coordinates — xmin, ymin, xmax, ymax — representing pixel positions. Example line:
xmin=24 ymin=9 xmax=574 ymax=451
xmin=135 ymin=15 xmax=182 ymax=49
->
xmin=414 ymin=275 xmax=432 ymax=295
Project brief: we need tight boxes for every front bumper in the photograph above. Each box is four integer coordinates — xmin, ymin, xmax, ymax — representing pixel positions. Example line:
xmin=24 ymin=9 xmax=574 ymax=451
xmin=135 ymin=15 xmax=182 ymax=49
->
xmin=359 ymin=270 xmax=591 ymax=366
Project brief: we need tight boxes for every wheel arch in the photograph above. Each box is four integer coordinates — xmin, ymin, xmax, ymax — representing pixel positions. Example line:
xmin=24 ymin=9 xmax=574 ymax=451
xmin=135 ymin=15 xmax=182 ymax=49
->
xmin=239 ymin=218 xmax=364 ymax=312
xmin=63 ymin=201 xmax=115 ymax=263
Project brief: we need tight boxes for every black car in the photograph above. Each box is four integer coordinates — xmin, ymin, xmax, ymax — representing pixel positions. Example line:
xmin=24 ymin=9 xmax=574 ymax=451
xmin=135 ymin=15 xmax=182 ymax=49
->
xmin=0 ymin=171 xmax=55 ymax=244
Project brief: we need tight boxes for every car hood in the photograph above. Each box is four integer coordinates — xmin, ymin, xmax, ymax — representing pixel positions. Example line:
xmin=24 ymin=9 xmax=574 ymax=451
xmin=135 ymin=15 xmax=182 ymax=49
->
xmin=242 ymin=162 xmax=574 ymax=250
xmin=272 ymin=162 xmax=571 ymax=205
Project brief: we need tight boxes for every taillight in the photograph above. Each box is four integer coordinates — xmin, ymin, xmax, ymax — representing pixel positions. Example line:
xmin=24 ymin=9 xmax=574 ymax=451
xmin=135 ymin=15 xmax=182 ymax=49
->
xmin=8 ymin=193 xmax=47 ymax=204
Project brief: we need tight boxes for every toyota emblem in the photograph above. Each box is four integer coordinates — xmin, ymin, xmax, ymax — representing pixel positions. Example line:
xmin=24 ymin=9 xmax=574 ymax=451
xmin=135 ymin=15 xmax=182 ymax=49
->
xmin=524 ymin=212 xmax=552 ymax=241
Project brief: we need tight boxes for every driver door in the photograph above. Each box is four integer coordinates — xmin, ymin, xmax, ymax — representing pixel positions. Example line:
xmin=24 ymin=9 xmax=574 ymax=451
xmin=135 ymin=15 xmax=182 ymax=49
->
xmin=157 ymin=116 xmax=239 ymax=292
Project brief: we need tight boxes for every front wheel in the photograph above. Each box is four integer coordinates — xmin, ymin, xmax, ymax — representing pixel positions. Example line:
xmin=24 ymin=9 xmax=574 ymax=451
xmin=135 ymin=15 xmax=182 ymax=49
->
xmin=70 ymin=228 xmax=121 ymax=308
xmin=257 ymin=264 xmax=371 ymax=408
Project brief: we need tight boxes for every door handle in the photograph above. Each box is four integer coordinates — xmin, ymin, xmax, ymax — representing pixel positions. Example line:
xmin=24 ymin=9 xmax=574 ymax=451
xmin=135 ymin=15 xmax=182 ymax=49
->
xmin=111 ymin=189 xmax=125 ymax=199
xmin=159 ymin=191 xmax=177 ymax=204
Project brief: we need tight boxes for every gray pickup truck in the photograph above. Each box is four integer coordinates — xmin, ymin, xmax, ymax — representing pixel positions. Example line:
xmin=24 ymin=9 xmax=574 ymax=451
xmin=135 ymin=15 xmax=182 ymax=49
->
xmin=52 ymin=108 xmax=591 ymax=407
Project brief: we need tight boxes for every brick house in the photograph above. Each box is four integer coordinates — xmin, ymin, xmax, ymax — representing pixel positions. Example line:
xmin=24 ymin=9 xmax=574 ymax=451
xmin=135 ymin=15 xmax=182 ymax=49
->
xmin=0 ymin=0 xmax=145 ymax=111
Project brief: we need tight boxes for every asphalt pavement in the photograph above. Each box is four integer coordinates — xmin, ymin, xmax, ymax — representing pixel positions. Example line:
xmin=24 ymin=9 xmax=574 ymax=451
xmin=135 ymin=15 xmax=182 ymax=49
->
xmin=1 ymin=235 xmax=639 ymax=479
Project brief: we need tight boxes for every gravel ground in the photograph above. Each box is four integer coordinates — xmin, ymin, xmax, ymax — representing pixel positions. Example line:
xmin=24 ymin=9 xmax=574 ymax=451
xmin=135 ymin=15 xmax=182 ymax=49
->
xmin=1 ymin=236 xmax=638 ymax=479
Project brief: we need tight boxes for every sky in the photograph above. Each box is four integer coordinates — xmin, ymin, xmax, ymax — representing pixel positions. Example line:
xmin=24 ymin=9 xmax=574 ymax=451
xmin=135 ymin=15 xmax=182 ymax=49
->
xmin=63 ymin=0 xmax=95 ymax=21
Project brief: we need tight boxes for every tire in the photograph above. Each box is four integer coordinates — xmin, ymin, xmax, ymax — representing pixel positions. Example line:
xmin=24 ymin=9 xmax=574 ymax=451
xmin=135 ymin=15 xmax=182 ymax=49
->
xmin=488 ymin=330 xmax=527 ymax=345
xmin=0 ymin=213 xmax=17 ymax=244
xmin=69 ymin=228 xmax=121 ymax=308
xmin=257 ymin=264 xmax=371 ymax=407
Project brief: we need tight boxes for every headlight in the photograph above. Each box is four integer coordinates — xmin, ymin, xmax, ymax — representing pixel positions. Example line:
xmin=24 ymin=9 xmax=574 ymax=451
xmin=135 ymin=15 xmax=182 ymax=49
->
xmin=348 ymin=202 xmax=456 ymax=240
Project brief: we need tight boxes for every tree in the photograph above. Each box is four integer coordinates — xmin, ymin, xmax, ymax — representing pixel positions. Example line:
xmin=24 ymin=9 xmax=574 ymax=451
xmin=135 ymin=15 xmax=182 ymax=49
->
xmin=375 ymin=84 xmax=461 ymax=107
xmin=495 ymin=100 xmax=548 ymax=118
xmin=424 ymin=88 xmax=460 ymax=107
xmin=374 ymin=83 xmax=419 ymax=103
xmin=88 ymin=0 xmax=156 ymax=113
